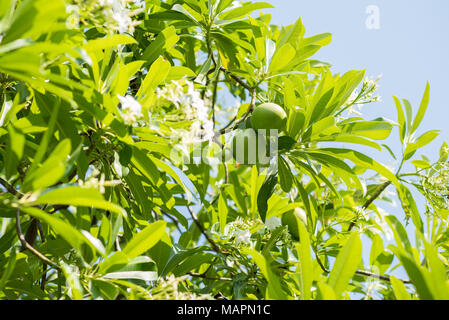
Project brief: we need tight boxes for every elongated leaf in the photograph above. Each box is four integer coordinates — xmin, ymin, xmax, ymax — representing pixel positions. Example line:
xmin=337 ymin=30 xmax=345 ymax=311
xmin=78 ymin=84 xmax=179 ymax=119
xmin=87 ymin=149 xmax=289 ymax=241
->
xmin=390 ymin=276 xmax=411 ymax=300
xmin=257 ymin=173 xmax=278 ymax=222
xmin=141 ymin=26 xmax=179 ymax=64
xmin=411 ymin=82 xmax=430 ymax=134
xmin=243 ymin=248 xmax=287 ymax=300
xmin=295 ymin=220 xmax=313 ymax=300
xmin=219 ymin=2 xmax=273 ymax=20
xmin=30 ymin=186 xmax=127 ymax=218
xmin=20 ymin=207 xmax=99 ymax=255
xmin=404 ymin=130 xmax=439 ymax=160
xmin=278 ymin=156 xmax=293 ymax=193
xmin=103 ymin=271 xmax=158 ymax=282
xmin=328 ymin=232 xmax=362 ymax=297
xmin=122 ymin=221 xmax=166 ymax=259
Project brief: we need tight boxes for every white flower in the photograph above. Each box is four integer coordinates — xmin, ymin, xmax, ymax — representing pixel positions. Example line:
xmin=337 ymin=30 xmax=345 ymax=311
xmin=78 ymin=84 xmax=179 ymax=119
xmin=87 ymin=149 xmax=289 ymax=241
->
xmin=79 ymin=172 xmax=121 ymax=194
xmin=112 ymin=11 xmax=133 ymax=34
xmin=345 ymin=89 xmax=359 ymax=106
xmin=234 ymin=228 xmax=251 ymax=245
xmin=100 ymin=0 xmax=138 ymax=34
xmin=157 ymin=80 xmax=214 ymax=144
xmin=265 ymin=216 xmax=281 ymax=230
xmin=117 ymin=94 xmax=142 ymax=125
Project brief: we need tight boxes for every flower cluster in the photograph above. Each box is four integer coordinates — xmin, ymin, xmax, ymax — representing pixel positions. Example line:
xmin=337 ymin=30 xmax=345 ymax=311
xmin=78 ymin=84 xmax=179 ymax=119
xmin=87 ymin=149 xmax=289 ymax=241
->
xmin=78 ymin=168 xmax=121 ymax=194
xmin=148 ymin=275 xmax=213 ymax=300
xmin=155 ymin=80 xmax=215 ymax=145
xmin=66 ymin=0 xmax=143 ymax=34
xmin=422 ymin=162 xmax=449 ymax=210
xmin=342 ymin=75 xmax=382 ymax=117
xmin=265 ymin=216 xmax=281 ymax=230
xmin=222 ymin=217 xmax=257 ymax=246
xmin=117 ymin=94 xmax=143 ymax=125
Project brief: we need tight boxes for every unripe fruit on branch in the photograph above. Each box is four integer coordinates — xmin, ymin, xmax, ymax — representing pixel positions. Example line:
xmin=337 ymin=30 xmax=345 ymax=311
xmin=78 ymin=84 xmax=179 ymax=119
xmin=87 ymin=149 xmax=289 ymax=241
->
xmin=281 ymin=207 xmax=307 ymax=241
xmin=231 ymin=129 xmax=271 ymax=166
xmin=251 ymin=103 xmax=287 ymax=131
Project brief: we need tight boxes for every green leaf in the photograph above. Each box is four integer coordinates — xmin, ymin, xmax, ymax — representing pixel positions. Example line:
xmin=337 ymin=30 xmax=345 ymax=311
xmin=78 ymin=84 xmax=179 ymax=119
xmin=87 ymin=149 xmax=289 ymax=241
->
xmin=83 ymin=34 xmax=137 ymax=52
xmin=308 ymin=88 xmax=334 ymax=126
xmin=328 ymin=232 xmax=362 ymax=297
xmin=306 ymin=116 xmax=339 ymax=140
xmin=339 ymin=120 xmax=393 ymax=140
xmin=269 ymin=43 xmax=296 ymax=72
xmin=141 ymin=26 xmax=179 ymax=64
xmin=29 ymin=186 xmax=127 ymax=218
xmin=386 ymin=215 xmax=412 ymax=253
xmin=278 ymin=156 xmax=293 ymax=193
xmin=315 ymin=134 xmax=381 ymax=151
xmin=5 ymin=124 xmax=25 ymax=179
xmin=389 ymin=245 xmax=433 ymax=299
xmin=20 ymin=207 xmax=98 ymax=255
xmin=165 ymin=66 xmax=196 ymax=81
xmin=418 ymin=234 xmax=449 ymax=299
xmin=61 ymin=261 xmax=83 ymax=300
xmin=393 ymin=95 xmax=406 ymax=143
xmin=317 ymin=282 xmax=337 ymax=300
xmin=390 ymin=276 xmax=411 ymax=300
xmin=404 ymin=130 xmax=439 ymax=160
xmin=0 ymin=247 xmax=16 ymax=291
xmin=122 ymin=221 xmax=167 ymax=259
xmin=295 ymin=221 xmax=313 ymax=300
xmin=23 ymin=139 xmax=71 ymax=192
xmin=257 ymin=173 xmax=278 ymax=222
xmin=219 ymin=2 xmax=274 ymax=21
xmin=137 ymin=56 xmax=170 ymax=106
xmin=103 ymin=271 xmax=158 ymax=282
xmin=218 ymin=193 xmax=228 ymax=234
xmin=411 ymin=82 xmax=430 ymax=134
xmin=320 ymin=148 xmax=400 ymax=188
xmin=397 ymin=185 xmax=423 ymax=232
xmin=243 ymin=248 xmax=287 ymax=300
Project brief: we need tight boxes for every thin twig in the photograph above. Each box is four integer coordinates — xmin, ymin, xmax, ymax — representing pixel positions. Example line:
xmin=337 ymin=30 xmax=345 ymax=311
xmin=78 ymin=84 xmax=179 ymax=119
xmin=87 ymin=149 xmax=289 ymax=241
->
xmin=187 ymin=272 xmax=232 ymax=282
xmin=0 ymin=177 xmax=20 ymax=196
xmin=15 ymin=209 xmax=60 ymax=270
xmin=211 ymin=70 xmax=220 ymax=130
xmin=183 ymin=197 xmax=221 ymax=254
xmin=219 ymin=66 xmax=252 ymax=91
xmin=37 ymin=221 xmax=47 ymax=291
xmin=314 ymin=248 xmax=410 ymax=284
xmin=348 ymin=181 xmax=392 ymax=231
xmin=219 ymin=115 xmax=237 ymax=134
xmin=161 ymin=210 xmax=183 ymax=234
xmin=230 ymin=88 xmax=257 ymax=131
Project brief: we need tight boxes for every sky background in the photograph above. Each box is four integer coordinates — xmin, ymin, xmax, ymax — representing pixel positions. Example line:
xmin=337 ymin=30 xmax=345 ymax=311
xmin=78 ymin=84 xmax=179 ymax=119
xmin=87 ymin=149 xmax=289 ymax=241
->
xmin=268 ymin=0 xmax=449 ymax=156
xmin=265 ymin=0 xmax=449 ymax=292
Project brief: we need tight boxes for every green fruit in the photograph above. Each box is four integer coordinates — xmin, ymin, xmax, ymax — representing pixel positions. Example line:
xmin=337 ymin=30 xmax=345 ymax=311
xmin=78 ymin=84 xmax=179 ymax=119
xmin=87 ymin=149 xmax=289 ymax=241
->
xmin=231 ymin=129 xmax=270 ymax=165
xmin=244 ymin=116 xmax=253 ymax=129
xmin=251 ymin=103 xmax=287 ymax=131
xmin=236 ymin=116 xmax=253 ymax=130
xmin=281 ymin=208 xmax=307 ymax=241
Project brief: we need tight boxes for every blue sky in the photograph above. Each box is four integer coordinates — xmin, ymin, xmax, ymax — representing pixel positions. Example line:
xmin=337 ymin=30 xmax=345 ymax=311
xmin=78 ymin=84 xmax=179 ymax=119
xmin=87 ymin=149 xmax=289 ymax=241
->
xmin=266 ymin=0 xmax=449 ymax=291
xmin=269 ymin=0 xmax=449 ymax=155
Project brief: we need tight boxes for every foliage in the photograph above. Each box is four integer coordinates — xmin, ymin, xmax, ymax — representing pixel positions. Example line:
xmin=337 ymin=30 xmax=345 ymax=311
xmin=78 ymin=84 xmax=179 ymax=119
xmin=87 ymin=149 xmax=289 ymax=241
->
xmin=0 ymin=0 xmax=448 ymax=300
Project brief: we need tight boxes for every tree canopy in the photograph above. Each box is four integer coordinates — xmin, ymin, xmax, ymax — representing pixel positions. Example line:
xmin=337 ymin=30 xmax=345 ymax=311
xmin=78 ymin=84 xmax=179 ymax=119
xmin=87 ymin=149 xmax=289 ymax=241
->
xmin=0 ymin=0 xmax=448 ymax=300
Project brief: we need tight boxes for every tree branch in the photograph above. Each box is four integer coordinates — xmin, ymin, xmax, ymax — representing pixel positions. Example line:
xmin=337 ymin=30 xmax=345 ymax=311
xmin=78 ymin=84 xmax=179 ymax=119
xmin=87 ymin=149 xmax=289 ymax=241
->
xmin=348 ymin=181 xmax=392 ymax=231
xmin=0 ymin=177 xmax=20 ymax=196
xmin=314 ymin=248 xmax=410 ymax=284
xmin=219 ymin=66 xmax=252 ymax=91
xmin=187 ymin=272 xmax=232 ymax=282
xmin=15 ymin=209 xmax=60 ymax=270
xmin=184 ymin=198 xmax=222 ymax=254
